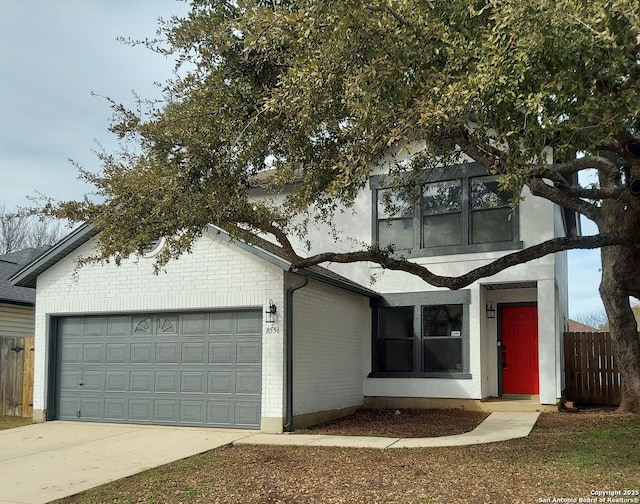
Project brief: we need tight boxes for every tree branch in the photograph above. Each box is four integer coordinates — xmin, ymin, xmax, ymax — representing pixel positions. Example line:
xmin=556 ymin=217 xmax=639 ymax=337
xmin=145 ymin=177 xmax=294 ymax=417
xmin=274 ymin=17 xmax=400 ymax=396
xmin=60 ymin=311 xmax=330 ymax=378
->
xmin=450 ymin=128 xmax=504 ymax=172
xmin=366 ymin=3 xmax=414 ymax=29
xmin=289 ymin=233 xmax=628 ymax=290
xmin=527 ymin=178 xmax=601 ymax=222
xmin=550 ymin=155 xmax=619 ymax=178
xmin=563 ymin=185 xmax=630 ymax=201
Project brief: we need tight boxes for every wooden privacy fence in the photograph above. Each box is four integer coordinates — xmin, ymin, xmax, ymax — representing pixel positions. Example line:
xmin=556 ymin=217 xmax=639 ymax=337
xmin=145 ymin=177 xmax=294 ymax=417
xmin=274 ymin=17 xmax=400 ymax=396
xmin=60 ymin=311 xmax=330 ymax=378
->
xmin=564 ymin=332 xmax=621 ymax=406
xmin=0 ymin=336 xmax=34 ymax=417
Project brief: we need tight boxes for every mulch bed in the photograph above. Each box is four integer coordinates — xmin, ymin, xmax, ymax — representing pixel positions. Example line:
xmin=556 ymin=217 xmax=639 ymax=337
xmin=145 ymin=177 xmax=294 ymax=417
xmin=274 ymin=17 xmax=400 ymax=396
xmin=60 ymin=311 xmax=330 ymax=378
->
xmin=304 ymin=408 xmax=490 ymax=437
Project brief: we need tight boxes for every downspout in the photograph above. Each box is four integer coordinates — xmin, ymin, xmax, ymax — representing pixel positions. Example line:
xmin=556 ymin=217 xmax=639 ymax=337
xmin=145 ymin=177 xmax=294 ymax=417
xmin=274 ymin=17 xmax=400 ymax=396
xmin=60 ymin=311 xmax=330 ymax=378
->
xmin=283 ymin=273 xmax=309 ymax=432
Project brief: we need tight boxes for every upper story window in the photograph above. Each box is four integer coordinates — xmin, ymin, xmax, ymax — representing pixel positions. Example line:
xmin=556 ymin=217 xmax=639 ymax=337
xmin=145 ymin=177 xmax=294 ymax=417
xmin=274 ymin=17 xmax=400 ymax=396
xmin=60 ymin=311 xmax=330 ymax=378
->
xmin=372 ymin=163 xmax=522 ymax=257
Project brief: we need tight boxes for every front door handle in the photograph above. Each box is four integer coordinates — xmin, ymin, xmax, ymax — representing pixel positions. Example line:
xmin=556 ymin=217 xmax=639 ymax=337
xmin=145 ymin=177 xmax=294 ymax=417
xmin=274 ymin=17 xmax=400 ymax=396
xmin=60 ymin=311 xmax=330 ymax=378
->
xmin=502 ymin=346 xmax=507 ymax=369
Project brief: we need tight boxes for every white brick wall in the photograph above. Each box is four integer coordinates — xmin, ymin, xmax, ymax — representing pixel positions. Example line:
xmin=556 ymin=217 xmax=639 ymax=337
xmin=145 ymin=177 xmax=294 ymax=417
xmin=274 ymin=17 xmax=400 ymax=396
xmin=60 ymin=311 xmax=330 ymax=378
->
xmin=32 ymin=228 xmax=286 ymax=424
xmin=291 ymin=279 xmax=370 ymax=415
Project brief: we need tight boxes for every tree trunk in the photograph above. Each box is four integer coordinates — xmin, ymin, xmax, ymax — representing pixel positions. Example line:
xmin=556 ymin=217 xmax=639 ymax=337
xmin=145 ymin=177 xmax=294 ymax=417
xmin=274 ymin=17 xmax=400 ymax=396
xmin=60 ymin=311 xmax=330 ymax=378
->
xmin=600 ymin=245 xmax=640 ymax=413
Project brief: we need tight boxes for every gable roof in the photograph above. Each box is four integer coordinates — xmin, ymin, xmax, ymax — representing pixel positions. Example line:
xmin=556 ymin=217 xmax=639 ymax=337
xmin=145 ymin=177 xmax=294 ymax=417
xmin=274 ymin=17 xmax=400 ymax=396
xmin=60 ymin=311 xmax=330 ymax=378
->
xmin=9 ymin=224 xmax=98 ymax=289
xmin=211 ymin=227 xmax=379 ymax=297
xmin=0 ymin=246 xmax=51 ymax=305
xmin=10 ymin=224 xmax=378 ymax=298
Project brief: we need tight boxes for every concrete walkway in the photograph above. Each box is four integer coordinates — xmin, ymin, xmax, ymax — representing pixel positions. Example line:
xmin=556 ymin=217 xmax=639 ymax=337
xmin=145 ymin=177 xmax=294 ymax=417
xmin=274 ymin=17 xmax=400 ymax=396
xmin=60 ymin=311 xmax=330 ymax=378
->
xmin=0 ymin=412 xmax=539 ymax=504
xmin=235 ymin=411 xmax=540 ymax=449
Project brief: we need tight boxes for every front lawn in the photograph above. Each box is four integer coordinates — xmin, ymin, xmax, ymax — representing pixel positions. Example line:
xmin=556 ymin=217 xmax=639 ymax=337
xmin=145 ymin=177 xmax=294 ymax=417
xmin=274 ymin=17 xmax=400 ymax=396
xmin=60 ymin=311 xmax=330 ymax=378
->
xmin=54 ymin=411 xmax=640 ymax=504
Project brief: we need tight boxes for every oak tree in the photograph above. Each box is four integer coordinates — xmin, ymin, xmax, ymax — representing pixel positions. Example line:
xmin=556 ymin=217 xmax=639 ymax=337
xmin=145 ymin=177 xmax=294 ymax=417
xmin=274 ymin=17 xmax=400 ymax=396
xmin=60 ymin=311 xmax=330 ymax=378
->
xmin=42 ymin=0 xmax=640 ymax=412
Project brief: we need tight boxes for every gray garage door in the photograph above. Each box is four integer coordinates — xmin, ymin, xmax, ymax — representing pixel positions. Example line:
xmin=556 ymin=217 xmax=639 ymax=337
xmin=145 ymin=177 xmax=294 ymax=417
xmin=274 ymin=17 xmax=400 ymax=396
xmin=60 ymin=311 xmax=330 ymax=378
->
xmin=55 ymin=311 xmax=262 ymax=428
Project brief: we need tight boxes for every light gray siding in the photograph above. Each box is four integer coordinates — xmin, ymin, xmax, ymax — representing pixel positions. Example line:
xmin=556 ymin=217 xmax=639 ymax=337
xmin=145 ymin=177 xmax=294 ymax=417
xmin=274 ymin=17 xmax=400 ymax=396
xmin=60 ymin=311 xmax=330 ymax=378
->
xmin=0 ymin=304 xmax=35 ymax=338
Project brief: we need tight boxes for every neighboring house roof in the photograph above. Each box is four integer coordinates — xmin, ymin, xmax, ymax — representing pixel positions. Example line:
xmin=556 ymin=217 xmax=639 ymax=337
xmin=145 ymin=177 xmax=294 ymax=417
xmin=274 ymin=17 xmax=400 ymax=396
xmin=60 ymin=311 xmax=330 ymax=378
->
xmin=0 ymin=246 xmax=50 ymax=305
xmin=10 ymin=224 xmax=379 ymax=299
xmin=9 ymin=224 xmax=99 ymax=289
xmin=568 ymin=319 xmax=600 ymax=332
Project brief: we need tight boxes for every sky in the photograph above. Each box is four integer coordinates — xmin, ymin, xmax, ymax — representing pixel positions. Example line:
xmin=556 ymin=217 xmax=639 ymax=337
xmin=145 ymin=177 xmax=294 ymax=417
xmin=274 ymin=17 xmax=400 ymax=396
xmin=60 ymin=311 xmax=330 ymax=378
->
xmin=0 ymin=0 xmax=605 ymax=319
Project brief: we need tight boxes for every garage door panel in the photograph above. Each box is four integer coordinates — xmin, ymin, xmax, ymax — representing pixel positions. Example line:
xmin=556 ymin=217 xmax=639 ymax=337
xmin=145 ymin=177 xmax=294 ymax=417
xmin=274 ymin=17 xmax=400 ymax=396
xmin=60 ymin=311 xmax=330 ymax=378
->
xmin=132 ymin=317 xmax=152 ymax=336
xmin=209 ymin=342 xmax=234 ymax=364
xmin=207 ymin=401 xmax=232 ymax=425
xmin=156 ymin=342 xmax=179 ymax=363
xmin=183 ymin=313 xmax=208 ymax=335
xmin=154 ymin=400 xmax=178 ymax=422
xmin=235 ymin=402 xmax=261 ymax=426
xmin=104 ymin=399 xmax=126 ymax=420
xmin=237 ymin=312 xmax=261 ymax=334
xmin=236 ymin=371 xmax=261 ymax=395
xmin=107 ymin=316 xmax=131 ymax=337
xmin=84 ymin=318 xmax=105 ymax=337
xmin=236 ymin=342 xmax=261 ymax=364
xmin=158 ymin=316 xmax=178 ymax=335
xmin=80 ymin=397 xmax=102 ymax=419
xmin=81 ymin=371 xmax=103 ymax=391
xmin=155 ymin=371 xmax=178 ymax=393
xmin=129 ymin=399 xmax=152 ymax=421
xmin=59 ymin=396 xmax=80 ymax=417
xmin=236 ymin=372 xmax=261 ymax=395
xmin=208 ymin=372 xmax=233 ymax=394
xmin=106 ymin=343 xmax=128 ymax=363
xmin=180 ymin=401 xmax=205 ymax=423
xmin=60 ymin=370 xmax=81 ymax=391
xmin=57 ymin=311 xmax=262 ymax=428
xmin=105 ymin=370 xmax=128 ymax=392
xmin=181 ymin=371 xmax=205 ymax=393
xmin=209 ymin=313 xmax=234 ymax=334
xmin=182 ymin=342 xmax=206 ymax=363
xmin=60 ymin=343 xmax=81 ymax=363
xmin=131 ymin=343 xmax=154 ymax=363
xmin=60 ymin=318 xmax=83 ymax=337
xmin=130 ymin=371 xmax=154 ymax=392
xmin=82 ymin=343 xmax=103 ymax=363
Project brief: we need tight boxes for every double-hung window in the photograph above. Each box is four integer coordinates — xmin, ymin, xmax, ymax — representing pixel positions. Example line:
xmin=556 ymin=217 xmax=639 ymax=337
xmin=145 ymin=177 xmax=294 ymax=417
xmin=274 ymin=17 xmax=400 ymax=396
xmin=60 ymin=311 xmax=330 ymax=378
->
xmin=422 ymin=180 xmax=463 ymax=248
xmin=422 ymin=304 xmax=464 ymax=372
xmin=470 ymin=177 xmax=513 ymax=244
xmin=373 ymin=163 xmax=521 ymax=256
xmin=376 ymin=192 xmax=414 ymax=250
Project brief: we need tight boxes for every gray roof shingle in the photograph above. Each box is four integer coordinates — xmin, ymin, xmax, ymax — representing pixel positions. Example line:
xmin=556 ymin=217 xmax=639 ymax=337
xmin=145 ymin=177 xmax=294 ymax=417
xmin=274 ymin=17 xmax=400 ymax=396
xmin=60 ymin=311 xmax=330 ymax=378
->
xmin=0 ymin=247 xmax=49 ymax=305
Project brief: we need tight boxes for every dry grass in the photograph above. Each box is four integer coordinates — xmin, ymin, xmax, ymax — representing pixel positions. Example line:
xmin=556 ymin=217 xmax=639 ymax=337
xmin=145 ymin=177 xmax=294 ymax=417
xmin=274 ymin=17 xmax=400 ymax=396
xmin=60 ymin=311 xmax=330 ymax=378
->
xmin=54 ymin=409 xmax=640 ymax=504
xmin=0 ymin=415 xmax=32 ymax=430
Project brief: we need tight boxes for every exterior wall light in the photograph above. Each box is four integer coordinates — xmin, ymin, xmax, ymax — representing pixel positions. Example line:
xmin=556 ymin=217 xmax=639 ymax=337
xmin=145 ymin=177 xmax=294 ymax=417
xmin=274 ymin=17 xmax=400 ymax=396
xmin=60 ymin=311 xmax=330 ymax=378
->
xmin=265 ymin=300 xmax=277 ymax=323
xmin=486 ymin=301 xmax=496 ymax=319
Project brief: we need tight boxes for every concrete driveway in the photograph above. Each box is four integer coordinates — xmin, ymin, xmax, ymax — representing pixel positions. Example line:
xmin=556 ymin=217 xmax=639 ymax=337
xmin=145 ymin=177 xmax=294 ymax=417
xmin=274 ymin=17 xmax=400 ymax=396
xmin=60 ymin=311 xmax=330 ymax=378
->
xmin=0 ymin=421 xmax=256 ymax=504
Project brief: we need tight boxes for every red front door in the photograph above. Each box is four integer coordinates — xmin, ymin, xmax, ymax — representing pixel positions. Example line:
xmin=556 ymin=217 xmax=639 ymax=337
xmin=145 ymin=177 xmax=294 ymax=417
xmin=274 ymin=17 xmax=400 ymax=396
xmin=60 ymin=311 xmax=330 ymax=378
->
xmin=500 ymin=305 xmax=539 ymax=394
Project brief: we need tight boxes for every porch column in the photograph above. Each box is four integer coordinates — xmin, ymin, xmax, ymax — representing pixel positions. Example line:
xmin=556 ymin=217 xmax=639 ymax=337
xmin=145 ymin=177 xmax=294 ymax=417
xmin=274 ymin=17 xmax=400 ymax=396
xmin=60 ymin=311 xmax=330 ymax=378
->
xmin=537 ymin=278 xmax=559 ymax=404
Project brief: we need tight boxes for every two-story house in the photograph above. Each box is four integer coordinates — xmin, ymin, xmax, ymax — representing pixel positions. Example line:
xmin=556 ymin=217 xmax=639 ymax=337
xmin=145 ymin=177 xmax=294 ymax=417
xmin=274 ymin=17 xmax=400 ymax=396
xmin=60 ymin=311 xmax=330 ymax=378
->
xmin=11 ymin=160 xmax=573 ymax=431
